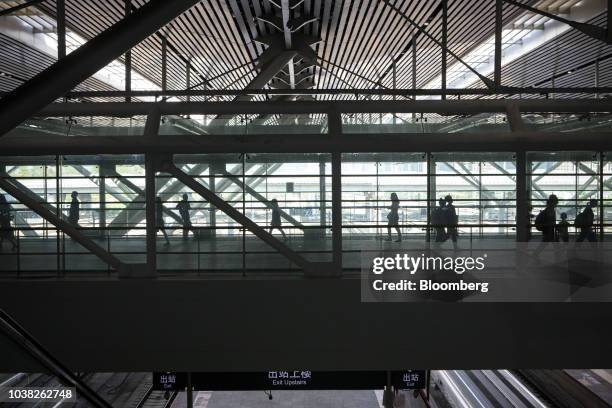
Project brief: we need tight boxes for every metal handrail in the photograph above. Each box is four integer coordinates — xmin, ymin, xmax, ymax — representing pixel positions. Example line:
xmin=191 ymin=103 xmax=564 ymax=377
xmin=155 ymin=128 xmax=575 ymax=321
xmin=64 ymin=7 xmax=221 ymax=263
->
xmin=0 ymin=308 xmax=113 ymax=408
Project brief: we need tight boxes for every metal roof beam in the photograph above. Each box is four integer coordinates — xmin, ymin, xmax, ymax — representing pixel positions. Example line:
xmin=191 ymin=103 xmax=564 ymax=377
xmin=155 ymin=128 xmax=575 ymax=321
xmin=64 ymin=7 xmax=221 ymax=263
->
xmin=213 ymin=48 xmax=297 ymax=123
xmin=423 ymin=0 xmax=607 ymax=92
xmin=0 ymin=0 xmax=45 ymax=17
xmin=379 ymin=0 xmax=496 ymax=90
xmin=5 ymin=131 xmax=612 ymax=154
xmin=0 ymin=0 xmax=201 ymax=138
xmin=29 ymin=99 xmax=612 ymax=117
xmin=504 ymin=0 xmax=610 ymax=44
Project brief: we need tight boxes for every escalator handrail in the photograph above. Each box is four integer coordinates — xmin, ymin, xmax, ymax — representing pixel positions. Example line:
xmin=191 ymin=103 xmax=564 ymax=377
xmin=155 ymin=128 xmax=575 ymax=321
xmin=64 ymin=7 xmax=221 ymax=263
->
xmin=0 ymin=308 xmax=113 ymax=408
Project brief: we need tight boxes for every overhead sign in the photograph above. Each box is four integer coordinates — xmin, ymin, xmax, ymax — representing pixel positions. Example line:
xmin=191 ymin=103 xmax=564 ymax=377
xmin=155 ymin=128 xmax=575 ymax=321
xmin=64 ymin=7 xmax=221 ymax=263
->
xmin=191 ymin=371 xmax=384 ymax=391
xmin=392 ymin=370 xmax=427 ymax=390
xmin=153 ymin=370 xmax=427 ymax=391
xmin=152 ymin=372 xmax=187 ymax=391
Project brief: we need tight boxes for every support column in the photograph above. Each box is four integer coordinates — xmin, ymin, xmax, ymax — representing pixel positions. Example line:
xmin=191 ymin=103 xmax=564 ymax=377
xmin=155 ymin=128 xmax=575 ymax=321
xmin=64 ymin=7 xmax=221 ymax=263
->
xmin=57 ymin=0 xmax=66 ymax=60
xmin=608 ymin=0 xmax=612 ymax=43
xmin=186 ymin=372 xmax=193 ymax=408
xmin=595 ymin=58 xmax=600 ymax=99
xmin=506 ymin=102 xmax=528 ymax=242
xmin=599 ymin=151 xmax=605 ymax=241
xmin=505 ymin=101 xmax=525 ymax=132
xmin=328 ymin=108 xmax=342 ymax=270
xmin=209 ymin=170 xmax=216 ymax=237
xmin=494 ymin=0 xmax=502 ymax=87
xmin=124 ymin=0 xmax=132 ymax=103
xmin=392 ymin=59 xmax=397 ymax=124
xmin=144 ymin=108 xmax=161 ymax=275
xmin=516 ymin=151 xmax=529 ymax=242
xmin=319 ymin=157 xmax=327 ymax=233
xmin=161 ymin=36 xmax=168 ymax=93
xmin=186 ymin=58 xmax=191 ymax=104
xmin=412 ymin=39 xmax=417 ymax=91
xmin=412 ymin=37 xmax=417 ymax=119
xmin=99 ymin=163 xmax=107 ymax=238
xmin=331 ymin=152 xmax=342 ymax=270
xmin=441 ymin=0 xmax=447 ymax=100
xmin=427 ymin=153 xmax=435 ymax=243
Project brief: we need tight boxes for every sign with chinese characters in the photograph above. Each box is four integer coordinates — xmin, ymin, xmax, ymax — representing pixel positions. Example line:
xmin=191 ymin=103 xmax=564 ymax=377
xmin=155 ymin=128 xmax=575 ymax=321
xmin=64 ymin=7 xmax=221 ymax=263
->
xmin=152 ymin=372 xmax=187 ymax=391
xmin=153 ymin=370 xmax=428 ymax=391
xmin=391 ymin=370 xmax=427 ymax=390
xmin=191 ymin=371 xmax=389 ymax=391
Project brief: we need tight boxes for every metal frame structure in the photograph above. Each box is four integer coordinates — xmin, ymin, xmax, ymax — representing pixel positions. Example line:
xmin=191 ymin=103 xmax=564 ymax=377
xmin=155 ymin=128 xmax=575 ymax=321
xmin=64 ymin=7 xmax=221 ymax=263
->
xmin=0 ymin=0 xmax=610 ymax=122
xmin=1 ymin=98 xmax=611 ymax=276
xmin=0 ymin=0 xmax=201 ymax=137
xmin=0 ymin=0 xmax=611 ymax=276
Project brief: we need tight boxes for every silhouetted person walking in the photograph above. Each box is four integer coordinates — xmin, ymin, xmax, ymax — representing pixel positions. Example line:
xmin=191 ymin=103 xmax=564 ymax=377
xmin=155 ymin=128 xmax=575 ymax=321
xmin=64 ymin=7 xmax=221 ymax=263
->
xmin=534 ymin=194 xmax=558 ymax=242
xmin=385 ymin=193 xmax=401 ymax=242
xmin=156 ymin=196 xmax=170 ymax=246
xmin=176 ymin=193 xmax=192 ymax=239
xmin=268 ymin=199 xmax=287 ymax=240
xmin=557 ymin=212 xmax=569 ymax=243
xmin=444 ymin=195 xmax=458 ymax=249
xmin=432 ymin=198 xmax=448 ymax=243
xmin=68 ymin=190 xmax=80 ymax=226
xmin=575 ymin=199 xmax=597 ymax=243
xmin=0 ymin=194 xmax=17 ymax=251
xmin=531 ymin=194 xmax=560 ymax=262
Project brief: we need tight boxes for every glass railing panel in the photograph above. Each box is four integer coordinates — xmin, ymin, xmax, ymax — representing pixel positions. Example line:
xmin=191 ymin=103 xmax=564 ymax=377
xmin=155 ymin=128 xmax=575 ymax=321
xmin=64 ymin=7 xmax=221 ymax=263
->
xmin=523 ymin=112 xmax=612 ymax=132
xmin=160 ymin=114 xmax=328 ymax=136
xmin=341 ymin=113 xmax=510 ymax=133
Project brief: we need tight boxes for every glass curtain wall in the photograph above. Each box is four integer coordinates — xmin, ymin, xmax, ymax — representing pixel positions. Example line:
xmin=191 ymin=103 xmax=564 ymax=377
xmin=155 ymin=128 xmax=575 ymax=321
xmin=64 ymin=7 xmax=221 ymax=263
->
xmin=159 ymin=153 xmax=332 ymax=273
xmin=5 ymin=151 xmax=612 ymax=275
xmin=432 ymin=153 xmax=517 ymax=238
xmin=528 ymin=152 xmax=601 ymax=240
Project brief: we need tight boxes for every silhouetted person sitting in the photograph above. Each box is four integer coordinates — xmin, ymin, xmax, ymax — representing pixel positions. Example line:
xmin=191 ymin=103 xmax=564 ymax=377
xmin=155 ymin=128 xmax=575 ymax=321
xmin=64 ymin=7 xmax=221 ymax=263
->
xmin=534 ymin=194 xmax=558 ymax=242
xmin=68 ymin=190 xmax=80 ymax=226
xmin=0 ymin=194 xmax=17 ymax=252
xmin=156 ymin=196 xmax=170 ymax=246
xmin=557 ymin=212 xmax=569 ymax=243
xmin=385 ymin=193 xmax=401 ymax=242
xmin=443 ymin=195 xmax=458 ymax=249
xmin=575 ymin=199 xmax=597 ymax=243
xmin=268 ymin=199 xmax=287 ymax=240
xmin=432 ymin=198 xmax=448 ymax=243
xmin=176 ymin=193 xmax=192 ymax=239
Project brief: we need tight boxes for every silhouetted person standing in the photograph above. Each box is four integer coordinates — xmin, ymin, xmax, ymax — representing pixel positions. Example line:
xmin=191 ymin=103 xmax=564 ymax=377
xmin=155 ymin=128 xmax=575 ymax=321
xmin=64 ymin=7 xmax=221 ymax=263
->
xmin=0 ymin=194 xmax=17 ymax=251
xmin=444 ymin=195 xmax=458 ymax=249
xmin=156 ymin=196 xmax=170 ymax=246
xmin=576 ymin=199 xmax=597 ymax=243
xmin=68 ymin=191 xmax=80 ymax=226
xmin=268 ymin=199 xmax=287 ymax=240
xmin=176 ymin=193 xmax=192 ymax=239
xmin=385 ymin=193 xmax=401 ymax=242
xmin=432 ymin=198 xmax=448 ymax=243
